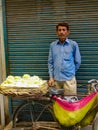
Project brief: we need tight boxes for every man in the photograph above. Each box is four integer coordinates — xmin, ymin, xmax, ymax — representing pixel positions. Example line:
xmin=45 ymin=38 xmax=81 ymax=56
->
xmin=48 ymin=22 xmax=81 ymax=96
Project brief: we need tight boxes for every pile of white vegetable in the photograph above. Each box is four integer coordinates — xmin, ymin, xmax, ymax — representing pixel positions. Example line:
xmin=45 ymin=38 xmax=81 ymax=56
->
xmin=1 ymin=74 xmax=46 ymax=88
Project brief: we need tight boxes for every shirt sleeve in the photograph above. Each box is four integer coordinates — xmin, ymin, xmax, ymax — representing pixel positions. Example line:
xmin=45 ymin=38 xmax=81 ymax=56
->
xmin=48 ymin=45 xmax=54 ymax=77
xmin=73 ymin=43 xmax=81 ymax=72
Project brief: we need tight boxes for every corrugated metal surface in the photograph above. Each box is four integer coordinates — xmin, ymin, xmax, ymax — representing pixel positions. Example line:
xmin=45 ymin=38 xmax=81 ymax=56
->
xmin=4 ymin=0 xmax=98 ymax=117
xmin=5 ymin=0 xmax=98 ymax=83
xmin=4 ymin=0 xmax=98 ymax=84
xmin=66 ymin=0 xmax=98 ymax=83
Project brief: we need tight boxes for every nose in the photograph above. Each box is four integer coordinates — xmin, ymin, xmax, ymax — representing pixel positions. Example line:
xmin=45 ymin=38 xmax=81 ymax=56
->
xmin=60 ymin=30 xmax=64 ymax=34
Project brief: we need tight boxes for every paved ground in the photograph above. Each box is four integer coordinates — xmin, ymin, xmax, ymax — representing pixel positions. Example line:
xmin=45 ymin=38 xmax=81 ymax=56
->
xmin=1 ymin=121 xmax=93 ymax=130
xmin=81 ymin=125 xmax=92 ymax=130
xmin=0 ymin=125 xmax=4 ymax=130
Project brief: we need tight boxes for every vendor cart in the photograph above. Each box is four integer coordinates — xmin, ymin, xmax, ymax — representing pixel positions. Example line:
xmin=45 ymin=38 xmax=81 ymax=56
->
xmin=0 ymin=78 xmax=98 ymax=130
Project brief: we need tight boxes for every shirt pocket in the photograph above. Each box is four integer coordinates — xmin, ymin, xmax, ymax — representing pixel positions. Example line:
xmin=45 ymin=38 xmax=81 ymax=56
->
xmin=63 ymin=50 xmax=72 ymax=60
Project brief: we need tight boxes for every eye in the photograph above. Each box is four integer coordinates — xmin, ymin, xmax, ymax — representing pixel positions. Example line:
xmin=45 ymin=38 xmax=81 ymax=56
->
xmin=63 ymin=29 xmax=67 ymax=31
xmin=58 ymin=29 xmax=61 ymax=31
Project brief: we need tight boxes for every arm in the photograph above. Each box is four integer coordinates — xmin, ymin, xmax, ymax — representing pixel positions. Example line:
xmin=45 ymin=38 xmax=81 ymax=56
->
xmin=48 ymin=45 xmax=55 ymax=86
xmin=74 ymin=43 xmax=81 ymax=71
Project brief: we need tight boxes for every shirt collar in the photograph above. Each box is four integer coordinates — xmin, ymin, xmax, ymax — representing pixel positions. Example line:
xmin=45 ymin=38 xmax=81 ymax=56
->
xmin=57 ymin=38 xmax=69 ymax=45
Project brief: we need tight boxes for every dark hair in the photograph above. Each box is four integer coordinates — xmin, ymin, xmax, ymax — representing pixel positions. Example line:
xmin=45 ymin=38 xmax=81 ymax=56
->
xmin=56 ymin=22 xmax=69 ymax=31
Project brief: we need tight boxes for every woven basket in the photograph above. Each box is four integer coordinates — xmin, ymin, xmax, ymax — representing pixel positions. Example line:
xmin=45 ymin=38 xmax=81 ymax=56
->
xmin=0 ymin=82 xmax=49 ymax=98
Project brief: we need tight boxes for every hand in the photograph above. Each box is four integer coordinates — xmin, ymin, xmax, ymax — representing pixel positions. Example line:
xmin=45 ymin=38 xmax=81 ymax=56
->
xmin=48 ymin=77 xmax=55 ymax=86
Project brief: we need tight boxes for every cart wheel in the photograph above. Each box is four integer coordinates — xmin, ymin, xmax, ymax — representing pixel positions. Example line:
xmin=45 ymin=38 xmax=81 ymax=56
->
xmin=92 ymin=114 xmax=98 ymax=130
xmin=12 ymin=100 xmax=62 ymax=129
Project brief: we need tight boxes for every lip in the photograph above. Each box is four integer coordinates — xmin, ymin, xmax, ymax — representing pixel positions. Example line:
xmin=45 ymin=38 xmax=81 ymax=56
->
xmin=59 ymin=35 xmax=65 ymax=38
xmin=59 ymin=34 xmax=64 ymax=36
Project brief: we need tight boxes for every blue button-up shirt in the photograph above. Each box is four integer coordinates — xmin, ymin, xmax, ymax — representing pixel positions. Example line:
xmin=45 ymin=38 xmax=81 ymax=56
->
xmin=48 ymin=38 xmax=81 ymax=81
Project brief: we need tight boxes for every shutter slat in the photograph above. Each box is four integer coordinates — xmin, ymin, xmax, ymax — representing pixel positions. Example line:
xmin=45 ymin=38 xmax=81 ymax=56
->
xmin=5 ymin=0 xmax=98 ymax=81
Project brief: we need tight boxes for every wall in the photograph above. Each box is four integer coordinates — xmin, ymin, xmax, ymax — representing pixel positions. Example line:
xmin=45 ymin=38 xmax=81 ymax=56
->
xmin=0 ymin=0 xmax=7 ymax=126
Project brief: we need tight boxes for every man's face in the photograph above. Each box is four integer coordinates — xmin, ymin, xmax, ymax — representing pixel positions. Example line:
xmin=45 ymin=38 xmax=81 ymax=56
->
xmin=56 ymin=26 xmax=70 ymax=43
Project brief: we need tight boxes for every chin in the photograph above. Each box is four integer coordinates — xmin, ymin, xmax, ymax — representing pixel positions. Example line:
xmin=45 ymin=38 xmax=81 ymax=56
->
xmin=59 ymin=39 xmax=66 ymax=43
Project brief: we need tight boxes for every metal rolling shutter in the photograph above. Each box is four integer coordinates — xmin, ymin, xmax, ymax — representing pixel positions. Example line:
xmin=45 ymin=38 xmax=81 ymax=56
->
xmin=3 ymin=0 xmax=98 ymax=116
xmin=4 ymin=0 xmax=98 ymax=83
xmin=66 ymin=0 xmax=98 ymax=84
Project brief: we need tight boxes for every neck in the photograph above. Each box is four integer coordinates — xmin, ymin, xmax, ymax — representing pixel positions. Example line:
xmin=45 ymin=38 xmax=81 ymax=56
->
xmin=59 ymin=39 xmax=66 ymax=44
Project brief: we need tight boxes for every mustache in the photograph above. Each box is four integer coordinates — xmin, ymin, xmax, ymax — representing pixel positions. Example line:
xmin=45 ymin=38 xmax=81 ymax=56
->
xmin=59 ymin=34 xmax=65 ymax=36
